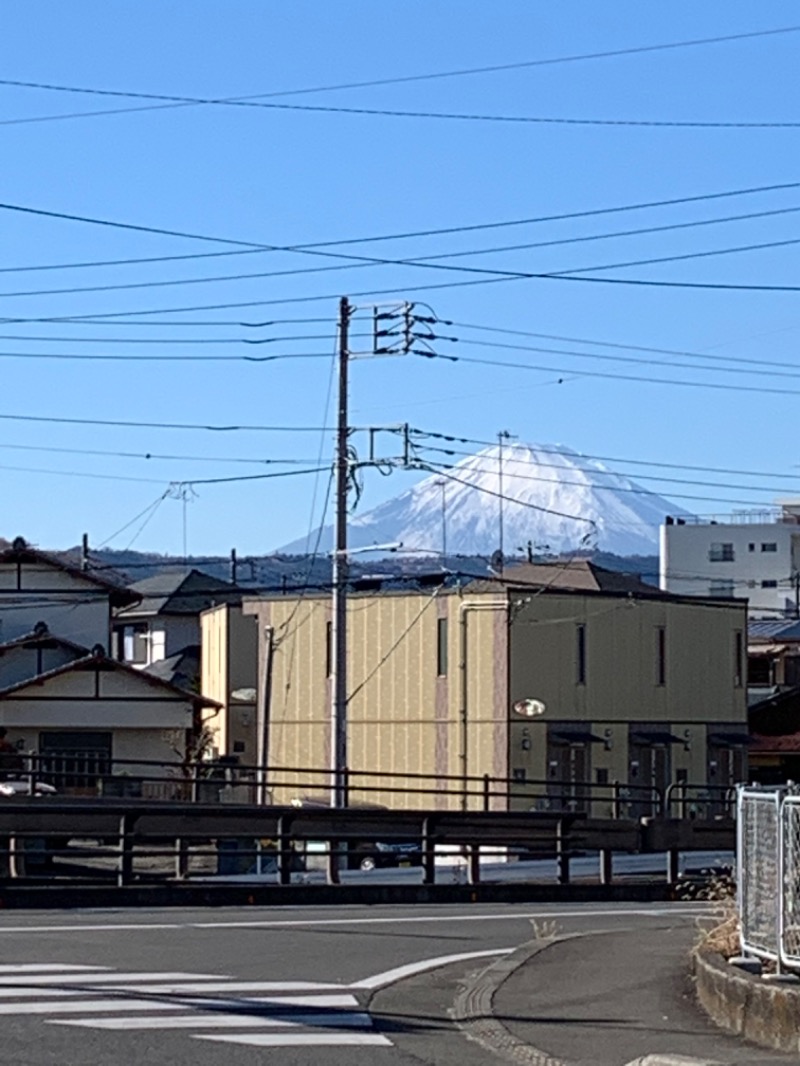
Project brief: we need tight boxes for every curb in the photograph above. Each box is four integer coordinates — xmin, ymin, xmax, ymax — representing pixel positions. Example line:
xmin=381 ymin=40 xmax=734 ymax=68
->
xmin=451 ymin=934 xmax=724 ymax=1066
xmin=693 ymin=945 xmax=800 ymax=1053
xmin=451 ymin=935 xmax=571 ymax=1066
xmin=625 ymin=1057 xmax=723 ymax=1066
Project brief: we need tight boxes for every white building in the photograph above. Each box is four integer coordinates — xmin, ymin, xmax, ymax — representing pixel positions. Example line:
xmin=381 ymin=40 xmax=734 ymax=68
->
xmin=660 ymin=502 xmax=800 ymax=618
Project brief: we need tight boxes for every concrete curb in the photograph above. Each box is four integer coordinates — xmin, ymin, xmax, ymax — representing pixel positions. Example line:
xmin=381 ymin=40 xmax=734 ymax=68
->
xmin=451 ymin=935 xmax=572 ymax=1066
xmin=693 ymin=946 xmax=800 ymax=1053
xmin=451 ymin=934 xmax=726 ymax=1066
xmin=624 ymin=1056 xmax=723 ymax=1066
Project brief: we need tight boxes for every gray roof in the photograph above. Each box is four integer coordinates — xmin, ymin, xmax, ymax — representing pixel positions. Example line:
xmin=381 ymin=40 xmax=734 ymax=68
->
xmin=117 ymin=568 xmax=240 ymax=618
xmin=144 ymin=645 xmax=200 ymax=692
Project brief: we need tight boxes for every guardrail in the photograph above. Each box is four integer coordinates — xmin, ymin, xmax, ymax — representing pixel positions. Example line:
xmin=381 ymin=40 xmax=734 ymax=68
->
xmin=0 ymin=798 xmax=735 ymax=889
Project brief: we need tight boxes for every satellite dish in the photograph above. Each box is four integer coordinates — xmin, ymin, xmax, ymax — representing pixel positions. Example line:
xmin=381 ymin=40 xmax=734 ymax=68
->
xmin=513 ymin=698 xmax=546 ymax=718
xmin=490 ymin=549 xmax=504 ymax=572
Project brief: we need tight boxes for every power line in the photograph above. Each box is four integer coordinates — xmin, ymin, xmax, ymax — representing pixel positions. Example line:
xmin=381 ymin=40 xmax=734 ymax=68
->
xmin=6 ymin=203 xmax=800 ymax=302
xmin=0 ymin=350 xmax=335 ymax=363
xmin=0 ymin=441 xmax=323 ymax=465
xmin=415 ymin=442 xmax=800 ymax=495
xmin=416 ymin=463 xmax=597 ymax=528
xmin=3 ymin=24 xmax=799 ymax=126
xmin=0 ymin=178 xmax=795 ymax=282
xmin=0 ymin=412 xmax=332 ymax=432
xmin=454 ymin=336 xmax=800 ymax=382
xmin=451 ymin=318 xmax=800 ymax=371
xmin=414 ymin=348 xmax=800 ymax=399
xmin=408 ymin=429 xmax=800 ymax=483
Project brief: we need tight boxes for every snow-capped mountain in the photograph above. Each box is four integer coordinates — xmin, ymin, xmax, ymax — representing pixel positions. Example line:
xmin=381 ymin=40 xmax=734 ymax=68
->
xmin=278 ymin=443 xmax=690 ymax=559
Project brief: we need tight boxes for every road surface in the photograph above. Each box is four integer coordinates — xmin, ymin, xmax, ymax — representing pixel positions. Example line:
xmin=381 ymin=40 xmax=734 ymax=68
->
xmin=0 ymin=901 xmax=721 ymax=1066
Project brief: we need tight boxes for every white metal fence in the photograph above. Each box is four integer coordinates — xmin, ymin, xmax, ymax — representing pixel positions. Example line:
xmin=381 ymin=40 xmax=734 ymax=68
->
xmin=737 ymin=784 xmax=800 ymax=973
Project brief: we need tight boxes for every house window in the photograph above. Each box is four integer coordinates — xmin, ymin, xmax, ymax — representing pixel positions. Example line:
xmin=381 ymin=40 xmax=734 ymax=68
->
xmin=709 ymin=543 xmax=734 ymax=562
xmin=656 ymin=626 xmax=666 ymax=686
xmin=117 ymin=623 xmax=148 ymax=664
xmin=734 ymin=630 xmax=743 ymax=687
xmin=325 ymin=621 xmax=332 ymax=678
xmin=762 ymin=579 xmax=778 ymax=589
xmin=748 ymin=543 xmax=755 ymax=552
xmin=436 ymin=617 xmax=448 ymax=676
xmin=762 ymin=543 xmax=778 ymax=553
xmin=576 ymin=624 xmax=586 ymax=685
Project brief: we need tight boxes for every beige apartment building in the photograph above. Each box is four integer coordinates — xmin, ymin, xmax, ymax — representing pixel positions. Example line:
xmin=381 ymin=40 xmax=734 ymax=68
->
xmin=241 ymin=561 xmax=748 ymax=813
xmin=200 ymin=603 xmax=258 ymax=763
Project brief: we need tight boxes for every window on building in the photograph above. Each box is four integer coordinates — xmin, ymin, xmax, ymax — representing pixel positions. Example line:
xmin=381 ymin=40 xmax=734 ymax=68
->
xmin=325 ymin=621 xmax=332 ymax=678
xmin=761 ymin=542 xmax=778 ymax=553
xmin=656 ymin=626 xmax=666 ymax=686
xmin=576 ymin=624 xmax=586 ymax=685
xmin=709 ymin=580 xmax=735 ymax=599
xmin=734 ymin=630 xmax=743 ymax=687
xmin=761 ymin=579 xmax=778 ymax=589
xmin=436 ymin=617 xmax=448 ymax=676
xmin=748 ymin=656 xmax=771 ymax=686
xmin=748 ymin=543 xmax=755 ymax=552
xmin=709 ymin=543 xmax=734 ymax=562
xmin=117 ymin=623 xmax=148 ymax=664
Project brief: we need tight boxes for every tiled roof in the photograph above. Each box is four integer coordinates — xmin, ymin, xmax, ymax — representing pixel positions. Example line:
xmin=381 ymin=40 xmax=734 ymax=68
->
xmin=117 ymin=568 xmax=240 ymax=617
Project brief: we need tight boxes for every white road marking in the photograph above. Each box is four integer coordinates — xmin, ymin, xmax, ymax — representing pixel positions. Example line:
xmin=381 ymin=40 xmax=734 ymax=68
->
xmin=0 ymin=970 xmax=224 ymax=986
xmin=0 ymin=964 xmax=111 ymax=974
xmin=353 ymin=948 xmax=513 ymax=990
xmin=103 ymin=980 xmax=343 ymax=995
xmin=0 ymin=905 xmax=712 ymax=936
xmin=0 ymin=998 xmax=204 ymax=1015
xmin=52 ymin=1015 xmax=293 ymax=1030
xmin=53 ymin=1011 xmax=373 ymax=1031
xmin=196 ymin=1032 xmax=392 ymax=1047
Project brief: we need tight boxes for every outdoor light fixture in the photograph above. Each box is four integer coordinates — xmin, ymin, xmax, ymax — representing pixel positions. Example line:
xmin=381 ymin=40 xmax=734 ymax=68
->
xmin=512 ymin=698 xmax=546 ymax=717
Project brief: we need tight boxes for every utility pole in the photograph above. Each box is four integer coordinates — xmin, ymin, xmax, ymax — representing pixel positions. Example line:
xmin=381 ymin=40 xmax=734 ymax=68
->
xmin=331 ymin=297 xmax=352 ymax=808
xmin=497 ymin=430 xmax=514 ymax=565
xmin=435 ymin=479 xmax=447 ymax=563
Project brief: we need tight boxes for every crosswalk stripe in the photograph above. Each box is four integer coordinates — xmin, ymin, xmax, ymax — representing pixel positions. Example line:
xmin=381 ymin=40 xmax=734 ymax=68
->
xmin=0 ymin=971 xmax=224 ymax=986
xmin=51 ymin=1011 xmax=373 ymax=1031
xmin=0 ymin=965 xmax=111 ymax=975
xmin=0 ymin=998 xmax=202 ymax=1016
xmin=104 ymin=980 xmax=341 ymax=995
xmin=51 ymin=1015 xmax=293 ymax=1030
xmin=196 ymin=1032 xmax=393 ymax=1047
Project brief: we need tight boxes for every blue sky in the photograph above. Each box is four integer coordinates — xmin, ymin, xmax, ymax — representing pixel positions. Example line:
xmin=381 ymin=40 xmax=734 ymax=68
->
xmin=1 ymin=2 xmax=800 ymax=556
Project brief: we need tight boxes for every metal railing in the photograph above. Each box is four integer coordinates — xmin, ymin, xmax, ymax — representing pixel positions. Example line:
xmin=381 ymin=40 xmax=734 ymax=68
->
xmin=0 ymin=797 xmax=735 ymax=889
xmin=736 ymin=784 xmax=800 ymax=974
xmin=4 ymin=753 xmax=675 ymax=817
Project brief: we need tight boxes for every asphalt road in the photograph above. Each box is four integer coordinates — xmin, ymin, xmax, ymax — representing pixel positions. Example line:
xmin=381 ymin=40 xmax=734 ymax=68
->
xmin=0 ymin=901 xmax=718 ymax=1066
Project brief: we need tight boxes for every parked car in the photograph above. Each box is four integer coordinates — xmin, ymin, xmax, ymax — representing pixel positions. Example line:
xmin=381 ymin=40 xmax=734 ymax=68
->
xmin=290 ymin=796 xmax=423 ymax=872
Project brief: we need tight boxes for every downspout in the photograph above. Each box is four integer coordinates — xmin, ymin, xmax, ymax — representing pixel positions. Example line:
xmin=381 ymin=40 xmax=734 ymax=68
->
xmin=459 ymin=599 xmax=509 ymax=810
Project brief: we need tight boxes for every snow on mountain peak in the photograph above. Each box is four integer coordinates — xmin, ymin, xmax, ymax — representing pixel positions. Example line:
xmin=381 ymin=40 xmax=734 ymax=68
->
xmin=278 ymin=442 xmax=690 ymax=558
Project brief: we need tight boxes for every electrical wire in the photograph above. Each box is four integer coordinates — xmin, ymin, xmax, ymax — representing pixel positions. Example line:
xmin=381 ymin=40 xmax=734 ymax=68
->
xmin=415 ymin=454 xmax=793 ymax=509
xmin=414 ymin=462 xmax=597 ymax=528
xmin=412 ymin=349 xmax=800 ymax=399
xmin=407 ymin=427 xmax=800 ymax=482
xmin=454 ymin=336 xmax=800 ymax=382
xmin=0 ymin=413 xmax=332 ymax=432
xmin=3 ymin=24 xmax=799 ymax=126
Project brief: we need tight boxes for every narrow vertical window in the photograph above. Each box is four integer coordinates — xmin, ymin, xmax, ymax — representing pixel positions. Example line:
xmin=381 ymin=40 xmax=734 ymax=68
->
xmin=576 ymin=624 xmax=586 ymax=685
xmin=734 ymin=630 xmax=743 ymax=687
xmin=325 ymin=620 xmax=333 ymax=678
xmin=436 ymin=617 xmax=448 ymax=676
xmin=656 ymin=626 xmax=666 ymax=686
